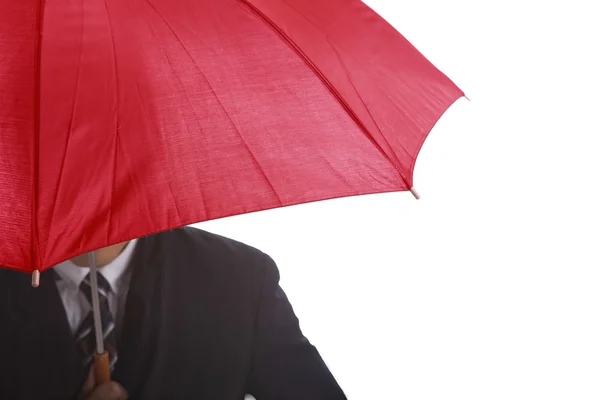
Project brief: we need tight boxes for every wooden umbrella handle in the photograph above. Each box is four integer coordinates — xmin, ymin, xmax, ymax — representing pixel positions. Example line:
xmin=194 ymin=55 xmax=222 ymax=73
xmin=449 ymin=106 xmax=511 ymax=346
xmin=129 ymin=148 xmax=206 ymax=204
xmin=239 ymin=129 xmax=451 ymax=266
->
xmin=94 ymin=352 xmax=111 ymax=385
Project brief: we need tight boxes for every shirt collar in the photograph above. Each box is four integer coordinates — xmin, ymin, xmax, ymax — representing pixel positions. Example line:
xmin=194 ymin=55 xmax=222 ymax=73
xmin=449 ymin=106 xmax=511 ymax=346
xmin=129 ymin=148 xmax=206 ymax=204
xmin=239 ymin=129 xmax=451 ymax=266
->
xmin=54 ymin=239 xmax=138 ymax=292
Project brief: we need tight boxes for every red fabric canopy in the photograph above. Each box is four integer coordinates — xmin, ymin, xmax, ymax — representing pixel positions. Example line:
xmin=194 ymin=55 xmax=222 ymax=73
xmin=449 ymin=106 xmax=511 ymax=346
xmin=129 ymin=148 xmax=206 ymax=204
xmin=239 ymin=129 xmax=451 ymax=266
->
xmin=0 ymin=0 xmax=463 ymax=273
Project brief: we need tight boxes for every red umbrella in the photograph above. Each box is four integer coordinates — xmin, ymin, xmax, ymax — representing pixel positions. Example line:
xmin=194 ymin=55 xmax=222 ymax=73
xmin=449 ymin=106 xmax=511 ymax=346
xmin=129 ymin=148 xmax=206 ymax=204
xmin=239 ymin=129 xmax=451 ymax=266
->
xmin=0 ymin=0 xmax=464 ymax=383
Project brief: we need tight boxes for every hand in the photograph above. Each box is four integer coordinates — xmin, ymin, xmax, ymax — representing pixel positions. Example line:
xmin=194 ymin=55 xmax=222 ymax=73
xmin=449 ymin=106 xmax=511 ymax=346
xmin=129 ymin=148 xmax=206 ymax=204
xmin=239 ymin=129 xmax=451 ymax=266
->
xmin=78 ymin=365 xmax=128 ymax=400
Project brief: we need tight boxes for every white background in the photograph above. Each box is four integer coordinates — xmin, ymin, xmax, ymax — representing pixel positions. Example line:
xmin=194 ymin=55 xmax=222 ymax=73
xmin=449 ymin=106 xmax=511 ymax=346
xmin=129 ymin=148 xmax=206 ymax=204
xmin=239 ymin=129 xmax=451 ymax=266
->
xmin=197 ymin=1 xmax=600 ymax=398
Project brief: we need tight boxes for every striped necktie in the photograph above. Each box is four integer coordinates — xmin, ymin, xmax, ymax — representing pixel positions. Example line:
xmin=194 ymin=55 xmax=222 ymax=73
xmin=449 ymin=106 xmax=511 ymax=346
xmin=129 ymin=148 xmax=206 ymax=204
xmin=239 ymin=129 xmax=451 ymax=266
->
xmin=76 ymin=272 xmax=118 ymax=371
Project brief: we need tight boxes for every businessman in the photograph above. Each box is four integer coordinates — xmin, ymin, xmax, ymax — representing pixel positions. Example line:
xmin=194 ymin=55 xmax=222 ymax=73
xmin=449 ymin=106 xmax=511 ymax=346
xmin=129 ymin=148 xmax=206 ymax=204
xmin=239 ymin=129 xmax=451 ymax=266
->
xmin=0 ymin=226 xmax=346 ymax=399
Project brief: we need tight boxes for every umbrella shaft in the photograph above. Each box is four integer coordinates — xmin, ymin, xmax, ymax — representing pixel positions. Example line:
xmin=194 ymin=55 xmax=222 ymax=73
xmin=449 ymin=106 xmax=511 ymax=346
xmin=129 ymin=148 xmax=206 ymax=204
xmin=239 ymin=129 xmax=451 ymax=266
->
xmin=88 ymin=252 xmax=105 ymax=355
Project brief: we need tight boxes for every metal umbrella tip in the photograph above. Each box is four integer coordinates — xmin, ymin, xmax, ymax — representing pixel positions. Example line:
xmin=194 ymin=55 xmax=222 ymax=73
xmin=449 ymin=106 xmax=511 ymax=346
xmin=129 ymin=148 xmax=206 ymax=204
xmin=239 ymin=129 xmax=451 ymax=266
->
xmin=31 ymin=270 xmax=40 ymax=287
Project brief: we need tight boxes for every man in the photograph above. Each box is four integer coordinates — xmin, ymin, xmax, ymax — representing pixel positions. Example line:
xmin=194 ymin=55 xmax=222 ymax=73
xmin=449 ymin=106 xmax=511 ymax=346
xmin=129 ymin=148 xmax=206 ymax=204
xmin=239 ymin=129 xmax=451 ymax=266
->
xmin=0 ymin=226 xmax=346 ymax=399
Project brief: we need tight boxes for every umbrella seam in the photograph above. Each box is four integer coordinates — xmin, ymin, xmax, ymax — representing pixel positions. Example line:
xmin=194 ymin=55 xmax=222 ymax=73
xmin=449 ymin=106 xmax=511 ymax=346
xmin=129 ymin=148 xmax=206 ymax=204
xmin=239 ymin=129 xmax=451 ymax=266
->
xmin=237 ymin=0 xmax=406 ymax=188
xmin=104 ymin=0 xmax=120 ymax=246
xmin=144 ymin=0 xmax=284 ymax=207
xmin=133 ymin=82 xmax=183 ymax=223
xmin=44 ymin=10 xmax=85 ymax=266
xmin=31 ymin=0 xmax=46 ymax=272
xmin=325 ymin=37 xmax=414 ymax=170
xmin=278 ymin=0 xmax=412 ymax=172
xmin=157 ymin=48 xmax=211 ymax=219
xmin=327 ymin=49 xmax=412 ymax=184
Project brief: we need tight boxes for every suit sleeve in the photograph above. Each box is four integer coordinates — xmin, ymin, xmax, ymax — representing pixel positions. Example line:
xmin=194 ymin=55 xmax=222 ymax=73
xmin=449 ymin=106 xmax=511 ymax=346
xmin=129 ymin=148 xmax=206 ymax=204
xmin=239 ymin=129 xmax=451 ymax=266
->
xmin=246 ymin=255 xmax=347 ymax=399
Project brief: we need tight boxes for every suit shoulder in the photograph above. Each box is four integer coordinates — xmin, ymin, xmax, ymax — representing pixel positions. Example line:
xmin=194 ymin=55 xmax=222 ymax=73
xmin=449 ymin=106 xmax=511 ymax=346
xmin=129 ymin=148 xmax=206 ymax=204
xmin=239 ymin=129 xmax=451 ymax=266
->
xmin=156 ymin=226 xmax=275 ymax=269
xmin=152 ymin=227 xmax=279 ymax=294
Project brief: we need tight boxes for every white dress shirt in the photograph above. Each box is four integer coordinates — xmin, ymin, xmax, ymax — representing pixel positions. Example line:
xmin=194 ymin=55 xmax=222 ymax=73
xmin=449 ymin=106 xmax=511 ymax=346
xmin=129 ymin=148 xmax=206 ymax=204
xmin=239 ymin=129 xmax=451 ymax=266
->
xmin=53 ymin=240 xmax=138 ymax=340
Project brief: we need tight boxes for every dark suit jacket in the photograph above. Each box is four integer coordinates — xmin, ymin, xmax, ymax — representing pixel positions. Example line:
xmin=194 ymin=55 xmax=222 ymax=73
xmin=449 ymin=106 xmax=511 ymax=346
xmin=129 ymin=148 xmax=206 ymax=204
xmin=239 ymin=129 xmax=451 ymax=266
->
xmin=0 ymin=227 xmax=346 ymax=399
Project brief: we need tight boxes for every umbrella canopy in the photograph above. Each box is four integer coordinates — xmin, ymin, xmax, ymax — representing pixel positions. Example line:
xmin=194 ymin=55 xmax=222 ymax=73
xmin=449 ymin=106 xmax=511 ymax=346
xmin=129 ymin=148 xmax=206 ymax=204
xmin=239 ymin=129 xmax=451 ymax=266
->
xmin=0 ymin=0 xmax=463 ymax=275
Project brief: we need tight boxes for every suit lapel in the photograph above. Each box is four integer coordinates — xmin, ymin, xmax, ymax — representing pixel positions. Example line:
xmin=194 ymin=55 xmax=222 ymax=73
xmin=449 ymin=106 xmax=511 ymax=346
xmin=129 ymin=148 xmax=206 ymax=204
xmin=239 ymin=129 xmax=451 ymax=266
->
xmin=12 ymin=269 xmax=85 ymax=398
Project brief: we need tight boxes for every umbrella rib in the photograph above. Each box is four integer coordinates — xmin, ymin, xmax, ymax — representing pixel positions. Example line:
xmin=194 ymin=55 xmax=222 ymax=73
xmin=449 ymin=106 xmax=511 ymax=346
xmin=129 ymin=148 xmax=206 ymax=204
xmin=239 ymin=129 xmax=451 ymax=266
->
xmin=237 ymin=0 xmax=406 ymax=187
xmin=132 ymin=83 xmax=180 ymax=223
xmin=155 ymin=50 xmax=212 ymax=219
xmin=31 ymin=0 xmax=46 ymax=274
xmin=103 ymin=0 xmax=121 ymax=246
xmin=145 ymin=0 xmax=284 ymax=207
xmin=325 ymin=37 xmax=412 ymax=180
xmin=44 ymin=13 xmax=85 ymax=266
